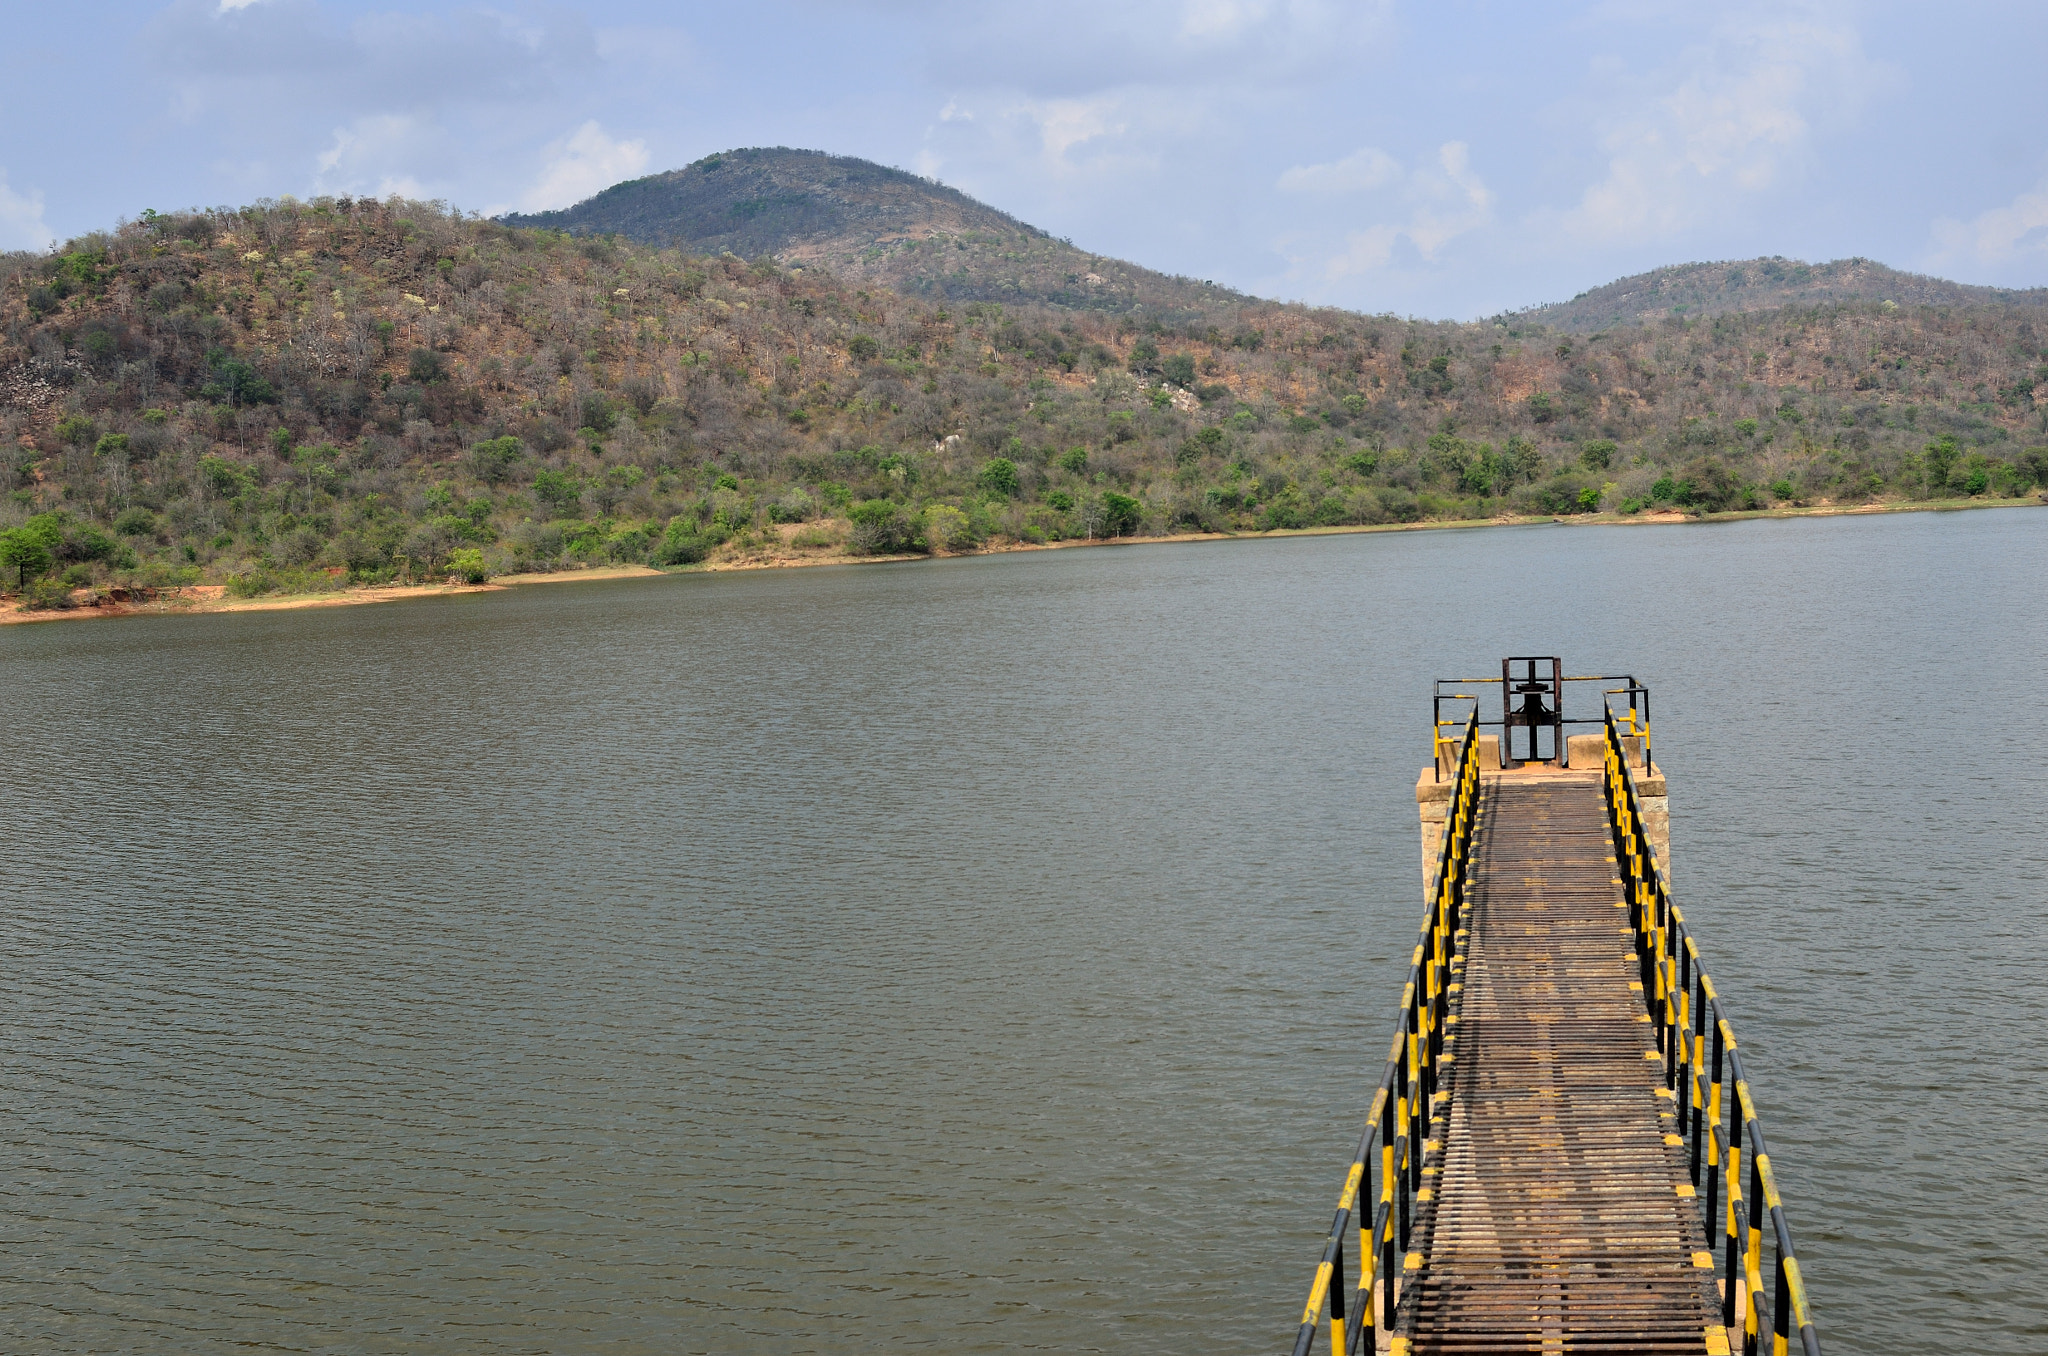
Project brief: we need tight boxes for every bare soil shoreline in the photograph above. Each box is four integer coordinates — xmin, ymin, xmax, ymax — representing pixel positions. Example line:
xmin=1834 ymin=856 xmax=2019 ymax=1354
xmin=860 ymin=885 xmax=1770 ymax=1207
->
xmin=4 ymin=494 xmax=2039 ymax=628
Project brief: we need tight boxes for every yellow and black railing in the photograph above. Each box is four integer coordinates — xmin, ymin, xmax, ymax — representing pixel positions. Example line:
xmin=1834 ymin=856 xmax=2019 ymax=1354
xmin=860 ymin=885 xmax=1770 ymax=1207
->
xmin=1599 ymin=707 xmax=1821 ymax=1356
xmin=1289 ymin=711 xmax=1480 ymax=1356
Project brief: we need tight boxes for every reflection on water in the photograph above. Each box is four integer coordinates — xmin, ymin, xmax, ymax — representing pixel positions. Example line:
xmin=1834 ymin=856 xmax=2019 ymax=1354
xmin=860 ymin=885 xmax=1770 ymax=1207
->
xmin=2 ymin=508 xmax=2044 ymax=1353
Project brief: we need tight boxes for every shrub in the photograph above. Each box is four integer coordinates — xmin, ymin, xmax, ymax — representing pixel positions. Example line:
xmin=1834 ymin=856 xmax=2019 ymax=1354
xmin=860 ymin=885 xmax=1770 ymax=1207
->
xmin=847 ymin=335 xmax=879 ymax=361
xmin=447 ymin=548 xmax=489 ymax=583
xmin=1102 ymin=491 xmax=1143 ymax=535
xmin=226 ymin=568 xmax=280 ymax=598
xmin=1260 ymin=487 xmax=1308 ymax=531
xmin=200 ymin=454 xmax=255 ymax=499
xmin=468 ymin=436 xmax=525 ymax=484
xmin=1580 ymin=439 xmax=1616 ymax=470
xmin=407 ymin=348 xmax=446 ymax=383
xmin=848 ymin=498 xmax=921 ymax=554
xmin=924 ymin=504 xmax=975 ymax=551
xmin=533 ymin=468 xmax=583 ymax=516
xmin=1057 ymin=446 xmax=1088 ymax=474
xmin=1161 ymin=353 xmax=1197 ymax=388
xmin=976 ymin=457 xmax=1020 ymax=497
xmin=114 ymin=507 xmax=158 ymax=537
xmin=766 ymin=487 xmax=814 ymax=523
xmin=791 ymin=524 xmax=840 ymax=551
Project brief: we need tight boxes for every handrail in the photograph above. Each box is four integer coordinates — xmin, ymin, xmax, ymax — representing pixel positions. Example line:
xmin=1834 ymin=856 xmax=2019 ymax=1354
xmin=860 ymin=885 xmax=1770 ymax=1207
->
xmin=1597 ymin=709 xmax=1820 ymax=1356
xmin=1289 ymin=710 xmax=1480 ymax=1356
xmin=1432 ymin=672 xmax=1651 ymax=773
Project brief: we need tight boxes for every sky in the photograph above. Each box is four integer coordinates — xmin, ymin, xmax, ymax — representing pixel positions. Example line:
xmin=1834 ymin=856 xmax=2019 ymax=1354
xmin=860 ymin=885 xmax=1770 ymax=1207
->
xmin=3 ymin=0 xmax=2046 ymax=319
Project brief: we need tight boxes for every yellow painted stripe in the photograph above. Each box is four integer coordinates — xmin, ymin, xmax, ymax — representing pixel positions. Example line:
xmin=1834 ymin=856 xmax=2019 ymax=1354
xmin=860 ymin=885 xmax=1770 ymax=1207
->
xmin=1692 ymin=1251 xmax=1714 ymax=1268
xmin=1338 ymin=1160 xmax=1363 ymax=1210
xmin=1705 ymin=1324 xmax=1731 ymax=1355
xmin=1782 ymin=1255 xmax=1813 ymax=1326
xmin=1675 ymin=1183 xmax=1696 ymax=1198
xmin=1300 ymin=1261 xmax=1332 ymax=1324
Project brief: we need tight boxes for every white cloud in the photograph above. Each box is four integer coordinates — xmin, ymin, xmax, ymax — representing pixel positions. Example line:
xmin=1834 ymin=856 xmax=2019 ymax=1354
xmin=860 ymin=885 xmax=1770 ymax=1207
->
xmin=1277 ymin=147 xmax=1400 ymax=195
xmin=517 ymin=122 xmax=649 ymax=213
xmin=1030 ymin=97 xmax=1129 ymax=166
xmin=310 ymin=114 xmax=444 ymax=198
xmin=1286 ymin=142 xmax=1493 ymax=282
xmin=1551 ymin=10 xmax=1890 ymax=247
xmin=0 ymin=168 xmax=55 ymax=250
xmin=1929 ymin=177 xmax=2048 ymax=270
xmin=918 ymin=0 xmax=1391 ymax=98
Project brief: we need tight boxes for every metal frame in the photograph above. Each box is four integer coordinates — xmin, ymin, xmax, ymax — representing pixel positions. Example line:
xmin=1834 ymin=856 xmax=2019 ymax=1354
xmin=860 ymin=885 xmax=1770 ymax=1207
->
xmin=1598 ymin=708 xmax=1819 ymax=1356
xmin=1290 ymin=710 xmax=1479 ymax=1356
xmin=1432 ymin=669 xmax=1653 ymax=778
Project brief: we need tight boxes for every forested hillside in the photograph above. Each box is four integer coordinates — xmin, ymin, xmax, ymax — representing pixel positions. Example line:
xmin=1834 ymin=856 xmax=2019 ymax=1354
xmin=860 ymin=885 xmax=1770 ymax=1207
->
xmin=1 ymin=195 xmax=2044 ymax=607
xmin=501 ymin=147 xmax=1241 ymax=319
xmin=1523 ymin=256 xmax=2048 ymax=333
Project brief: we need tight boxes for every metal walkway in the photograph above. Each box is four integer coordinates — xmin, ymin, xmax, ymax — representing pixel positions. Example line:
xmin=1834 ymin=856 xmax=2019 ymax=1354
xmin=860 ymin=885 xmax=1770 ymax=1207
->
xmin=1287 ymin=667 xmax=1818 ymax=1356
xmin=1402 ymin=773 xmax=1718 ymax=1352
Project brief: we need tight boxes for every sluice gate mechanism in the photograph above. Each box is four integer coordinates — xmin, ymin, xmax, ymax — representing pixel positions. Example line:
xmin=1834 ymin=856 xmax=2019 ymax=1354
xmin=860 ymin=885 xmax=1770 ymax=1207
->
xmin=1291 ymin=665 xmax=1817 ymax=1356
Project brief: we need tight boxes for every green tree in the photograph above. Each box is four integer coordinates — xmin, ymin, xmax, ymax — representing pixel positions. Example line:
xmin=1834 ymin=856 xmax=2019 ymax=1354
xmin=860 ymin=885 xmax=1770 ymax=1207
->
xmin=1058 ymin=446 xmax=1088 ymax=474
xmin=533 ymin=469 xmax=583 ymax=516
xmin=1922 ymin=436 xmax=1959 ymax=494
xmin=0 ymin=529 xmax=53 ymax=590
xmin=977 ymin=457 xmax=1020 ymax=497
xmin=1579 ymin=440 xmax=1616 ymax=470
xmin=1161 ymin=353 xmax=1197 ymax=388
xmin=447 ymin=548 xmax=489 ymax=583
xmin=1102 ymin=491 xmax=1142 ymax=536
xmin=407 ymin=348 xmax=446 ymax=384
xmin=468 ymin=436 xmax=525 ymax=484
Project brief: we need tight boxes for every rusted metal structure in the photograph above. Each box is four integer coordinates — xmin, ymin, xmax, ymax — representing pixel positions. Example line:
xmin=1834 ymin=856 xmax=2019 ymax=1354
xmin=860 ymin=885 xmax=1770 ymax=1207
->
xmin=1289 ymin=667 xmax=1816 ymax=1356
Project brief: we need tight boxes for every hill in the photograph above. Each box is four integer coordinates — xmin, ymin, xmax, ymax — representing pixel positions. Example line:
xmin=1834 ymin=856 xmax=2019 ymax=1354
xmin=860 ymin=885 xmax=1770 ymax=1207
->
xmin=500 ymin=146 xmax=1243 ymax=320
xmin=1519 ymin=256 xmax=2048 ymax=332
xmin=0 ymin=196 xmax=2043 ymax=614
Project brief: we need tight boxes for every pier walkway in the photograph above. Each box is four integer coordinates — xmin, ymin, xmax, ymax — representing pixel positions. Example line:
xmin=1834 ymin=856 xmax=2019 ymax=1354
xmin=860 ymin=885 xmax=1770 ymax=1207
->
xmin=1288 ymin=661 xmax=1818 ymax=1356
xmin=1406 ymin=772 xmax=1717 ymax=1351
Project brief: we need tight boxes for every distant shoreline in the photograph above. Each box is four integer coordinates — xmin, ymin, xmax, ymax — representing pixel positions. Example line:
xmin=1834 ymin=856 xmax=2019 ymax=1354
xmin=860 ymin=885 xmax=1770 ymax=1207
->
xmin=5 ymin=493 xmax=2040 ymax=628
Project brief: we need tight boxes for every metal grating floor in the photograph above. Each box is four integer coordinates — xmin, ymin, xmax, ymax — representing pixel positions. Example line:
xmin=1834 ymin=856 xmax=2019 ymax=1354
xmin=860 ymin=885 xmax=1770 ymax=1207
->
xmin=1397 ymin=775 xmax=1722 ymax=1354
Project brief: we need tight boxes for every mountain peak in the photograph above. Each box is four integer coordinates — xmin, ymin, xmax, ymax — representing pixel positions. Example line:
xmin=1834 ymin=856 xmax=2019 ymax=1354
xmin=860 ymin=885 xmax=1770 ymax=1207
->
xmin=499 ymin=146 xmax=1244 ymax=318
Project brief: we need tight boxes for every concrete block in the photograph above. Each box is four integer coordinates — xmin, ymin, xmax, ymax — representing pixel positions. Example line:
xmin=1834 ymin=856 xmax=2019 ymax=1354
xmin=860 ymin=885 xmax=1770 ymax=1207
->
xmin=1416 ymin=770 xmax=1453 ymax=804
xmin=1436 ymin=734 xmax=1503 ymax=777
xmin=1565 ymin=733 xmax=1605 ymax=767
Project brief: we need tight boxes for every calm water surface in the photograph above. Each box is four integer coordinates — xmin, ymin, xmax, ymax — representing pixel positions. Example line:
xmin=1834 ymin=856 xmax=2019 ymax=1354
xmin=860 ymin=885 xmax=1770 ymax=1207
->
xmin=3 ymin=509 xmax=2044 ymax=1353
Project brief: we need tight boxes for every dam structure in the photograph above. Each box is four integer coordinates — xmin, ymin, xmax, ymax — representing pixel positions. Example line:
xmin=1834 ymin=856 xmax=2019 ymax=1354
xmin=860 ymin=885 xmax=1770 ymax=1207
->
xmin=1290 ymin=660 xmax=1818 ymax=1356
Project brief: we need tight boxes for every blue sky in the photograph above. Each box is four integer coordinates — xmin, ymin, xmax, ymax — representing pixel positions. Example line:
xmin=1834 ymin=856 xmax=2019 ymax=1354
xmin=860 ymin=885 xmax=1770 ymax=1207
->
xmin=4 ymin=1 xmax=2046 ymax=318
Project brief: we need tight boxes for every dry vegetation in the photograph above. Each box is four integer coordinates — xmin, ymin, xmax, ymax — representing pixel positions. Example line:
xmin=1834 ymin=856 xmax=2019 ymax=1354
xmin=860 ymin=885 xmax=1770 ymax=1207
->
xmin=2 ymin=195 xmax=2044 ymax=610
